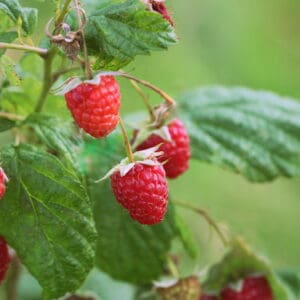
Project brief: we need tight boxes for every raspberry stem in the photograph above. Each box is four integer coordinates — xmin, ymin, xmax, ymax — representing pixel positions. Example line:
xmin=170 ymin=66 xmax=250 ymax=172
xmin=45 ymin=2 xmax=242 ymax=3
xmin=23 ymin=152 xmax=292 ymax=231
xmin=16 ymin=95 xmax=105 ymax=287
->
xmin=73 ymin=0 xmax=93 ymax=79
xmin=166 ymin=255 xmax=180 ymax=278
xmin=55 ymin=0 xmax=73 ymax=28
xmin=129 ymin=79 xmax=155 ymax=121
xmin=119 ymin=118 xmax=135 ymax=163
xmin=0 ymin=43 xmax=48 ymax=57
xmin=173 ymin=201 xmax=230 ymax=247
xmin=0 ymin=112 xmax=24 ymax=121
xmin=5 ymin=251 xmax=21 ymax=300
xmin=119 ymin=73 xmax=176 ymax=107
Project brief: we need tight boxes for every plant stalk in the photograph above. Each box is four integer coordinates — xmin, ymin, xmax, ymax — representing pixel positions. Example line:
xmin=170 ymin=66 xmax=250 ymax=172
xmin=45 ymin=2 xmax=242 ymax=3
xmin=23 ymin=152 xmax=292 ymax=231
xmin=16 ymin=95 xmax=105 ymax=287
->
xmin=34 ymin=49 xmax=56 ymax=113
xmin=0 ymin=43 xmax=48 ymax=57
xmin=129 ymin=79 xmax=155 ymax=121
xmin=174 ymin=200 xmax=229 ymax=247
xmin=5 ymin=252 xmax=21 ymax=300
xmin=120 ymin=73 xmax=176 ymax=106
xmin=55 ymin=0 xmax=73 ymax=27
xmin=119 ymin=118 xmax=135 ymax=163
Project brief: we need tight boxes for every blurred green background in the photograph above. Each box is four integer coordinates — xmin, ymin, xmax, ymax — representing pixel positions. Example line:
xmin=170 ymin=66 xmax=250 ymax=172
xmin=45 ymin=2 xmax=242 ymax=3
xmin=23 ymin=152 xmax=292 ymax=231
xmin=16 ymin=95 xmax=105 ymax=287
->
xmin=5 ymin=0 xmax=300 ymax=298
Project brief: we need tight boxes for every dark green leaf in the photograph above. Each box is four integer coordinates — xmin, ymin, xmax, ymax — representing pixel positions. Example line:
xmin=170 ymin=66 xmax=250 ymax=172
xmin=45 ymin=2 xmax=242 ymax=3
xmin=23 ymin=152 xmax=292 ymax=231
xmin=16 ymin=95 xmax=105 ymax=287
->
xmin=0 ymin=31 xmax=17 ymax=57
xmin=278 ymin=269 xmax=300 ymax=297
xmin=85 ymin=0 xmax=177 ymax=70
xmin=203 ymin=239 xmax=291 ymax=299
xmin=0 ymin=116 xmax=16 ymax=132
xmin=179 ymin=86 xmax=300 ymax=182
xmin=25 ymin=113 xmax=80 ymax=160
xmin=92 ymin=181 xmax=176 ymax=284
xmin=0 ymin=144 xmax=97 ymax=299
xmin=0 ymin=0 xmax=38 ymax=34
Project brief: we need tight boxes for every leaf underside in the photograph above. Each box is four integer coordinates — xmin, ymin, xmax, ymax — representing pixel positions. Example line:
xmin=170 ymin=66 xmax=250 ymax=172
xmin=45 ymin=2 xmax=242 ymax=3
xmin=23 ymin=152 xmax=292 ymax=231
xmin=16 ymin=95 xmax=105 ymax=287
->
xmin=179 ymin=86 xmax=300 ymax=182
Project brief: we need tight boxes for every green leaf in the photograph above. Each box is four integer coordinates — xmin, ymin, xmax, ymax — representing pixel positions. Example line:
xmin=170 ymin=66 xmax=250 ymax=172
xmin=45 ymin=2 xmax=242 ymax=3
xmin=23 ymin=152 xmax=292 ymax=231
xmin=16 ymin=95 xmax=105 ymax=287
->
xmin=24 ymin=113 xmax=80 ymax=160
xmin=278 ymin=270 xmax=300 ymax=298
xmin=173 ymin=212 xmax=198 ymax=259
xmin=85 ymin=0 xmax=177 ymax=70
xmin=0 ymin=144 xmax=97 ymax=299
xmin=0 ymin=31 xmax=17 ymax=57
xmin=179 ymin=86 xmax=300 ymax=182
xmin=91 ymin=181 xmax=177 ymax=284
xmin=0 ymin=116 xmax=16 ymax=132
xmin=203 ymin=239 xmax=291 ymax=299
xmin=0 ymin=0 xmax=38 ymax=34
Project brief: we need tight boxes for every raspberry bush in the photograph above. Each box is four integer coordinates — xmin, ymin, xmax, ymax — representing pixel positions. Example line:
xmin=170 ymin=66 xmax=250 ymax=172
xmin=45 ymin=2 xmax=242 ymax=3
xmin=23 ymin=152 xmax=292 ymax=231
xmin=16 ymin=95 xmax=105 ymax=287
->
xmin=0 ymin=0 xmax=299 ymax=299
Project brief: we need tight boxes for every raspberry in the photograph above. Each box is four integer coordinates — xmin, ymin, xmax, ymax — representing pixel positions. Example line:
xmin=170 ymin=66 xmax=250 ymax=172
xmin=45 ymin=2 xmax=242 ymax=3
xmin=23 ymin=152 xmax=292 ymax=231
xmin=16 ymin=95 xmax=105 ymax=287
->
xmin=136 ymin=119 xmax=191 ymax=179
xmin=110 ymin=162 xmax=168 ymax=225
xmin=221 ymin=276 xmax=274 ymax=300
xmin=151 ymin=1 xmax=174 ymax=26
xmin=65 ymin=76 xmax=121 ymax=138
xmin=0 ymin=168 xmax=7 ymax=199
xmin=0 ymin=236 xmax=10 ymax=283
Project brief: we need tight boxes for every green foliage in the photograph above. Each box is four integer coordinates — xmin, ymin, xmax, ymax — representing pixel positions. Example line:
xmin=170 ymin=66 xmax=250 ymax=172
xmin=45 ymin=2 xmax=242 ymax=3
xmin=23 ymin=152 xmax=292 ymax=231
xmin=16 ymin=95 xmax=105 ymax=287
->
xmin=179 ymin=86 xmax=300 ymax=182
xmin=0 ymin=116 xmax=16 ymax=132
xmin=91 ymin=181 xmax=177 ymax=284
xmin=0 ymin=144 xmax=97 ymax=299
xmin=85 ymin=0 xmax=177 ymax=70
xmin=0 ymin=31 xmax=17 ymax=57
xmin=203 ymin=239 xmax=291 ymax=299
xmin=24 ymin=113 xmax=80 ymax=159
xmin=0 ymin=0 xmax=38 ymax=35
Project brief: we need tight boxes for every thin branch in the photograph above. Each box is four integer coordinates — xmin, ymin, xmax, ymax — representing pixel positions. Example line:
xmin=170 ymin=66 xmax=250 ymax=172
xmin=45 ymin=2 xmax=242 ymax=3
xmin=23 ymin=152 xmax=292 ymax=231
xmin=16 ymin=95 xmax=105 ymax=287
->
xmin=0 ymin=112 xmax=24 ymax=121
xmin=73 ymin=0 xmax=92 ymax=79
xmin=34 ymin=49 xmax=57 ymax=112
xmin=173 ymin=200 xmax=230 ymax=247
xmin=119 ymin=73 xmax=176 ymax=106
xmin=129 ymin=79 xmax=155 ymax=121
xmin=55 ymin=0 xmax=73 ymax=27
xmin=119 ymin=118 xmax=135 ymax=163
xmin=0 ymin=43 xmax=48 ymax=57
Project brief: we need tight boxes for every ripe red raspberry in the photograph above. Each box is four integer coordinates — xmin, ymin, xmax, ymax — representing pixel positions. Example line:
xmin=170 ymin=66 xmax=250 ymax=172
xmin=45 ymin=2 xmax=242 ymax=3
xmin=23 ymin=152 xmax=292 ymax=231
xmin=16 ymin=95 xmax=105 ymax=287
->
xmin=221 ymin=276 xmax=274 ymax=300
xmin=65 ymin=76 xmax=121 ymax=138
xmin=0 ymin=168 xmax=8 ymax=199
xmin=0 ymin=236 xmax=10 ymax=283
xmin=110 ymin=163 xmax=168 ymax=225
xmin=136 ymin=119 xmax=191 ymax=179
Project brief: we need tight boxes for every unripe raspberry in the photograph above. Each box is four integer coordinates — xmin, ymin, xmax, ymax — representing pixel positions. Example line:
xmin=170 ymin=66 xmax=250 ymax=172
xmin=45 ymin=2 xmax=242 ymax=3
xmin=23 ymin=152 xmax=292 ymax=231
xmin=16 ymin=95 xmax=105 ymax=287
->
xmin=0 ymin=236 xmax=10 ymax=283
xmin=0 ymin=167 xmax=8 ymax=199
xmin=110 ymin=162 xmax=168 ymax=225
xmin=221 ymin=276 xmax=274 ymax=300
xmin=136 ymin=119 xmax=191 ymax=179
xmin=65 ymin=76 xmax=121 ymax=138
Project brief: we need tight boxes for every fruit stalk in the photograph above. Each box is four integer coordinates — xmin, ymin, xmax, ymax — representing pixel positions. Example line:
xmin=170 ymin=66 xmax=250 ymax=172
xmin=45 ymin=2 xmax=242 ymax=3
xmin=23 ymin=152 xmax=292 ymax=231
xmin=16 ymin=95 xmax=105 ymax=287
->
xmin=119 ymin=118 xmax=135 ymax=163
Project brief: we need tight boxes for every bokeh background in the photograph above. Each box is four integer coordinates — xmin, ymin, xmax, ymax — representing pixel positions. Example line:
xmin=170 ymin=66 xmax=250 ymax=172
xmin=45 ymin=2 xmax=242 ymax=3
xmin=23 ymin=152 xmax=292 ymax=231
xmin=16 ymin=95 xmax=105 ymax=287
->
xmin=5 ymin=0 xmax=300 ymax=298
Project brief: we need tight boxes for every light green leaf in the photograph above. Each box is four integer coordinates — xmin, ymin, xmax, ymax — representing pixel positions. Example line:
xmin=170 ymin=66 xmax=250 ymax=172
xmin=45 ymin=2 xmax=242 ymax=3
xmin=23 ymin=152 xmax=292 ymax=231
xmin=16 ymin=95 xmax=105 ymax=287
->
xmin=85 ymin=0 xmax=177 ymax=70
xmin=0 ymin=144 xmax=97 ymax=299
xmin=179 ymin=86 xmax=300 ymax=182
xmin=203 ymin=239 xmax=291 ymax=299
xmin=0 ymin=0 xmax=38 ymax=34
xmin=24 ymin=113 xmax=80 ymax=160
